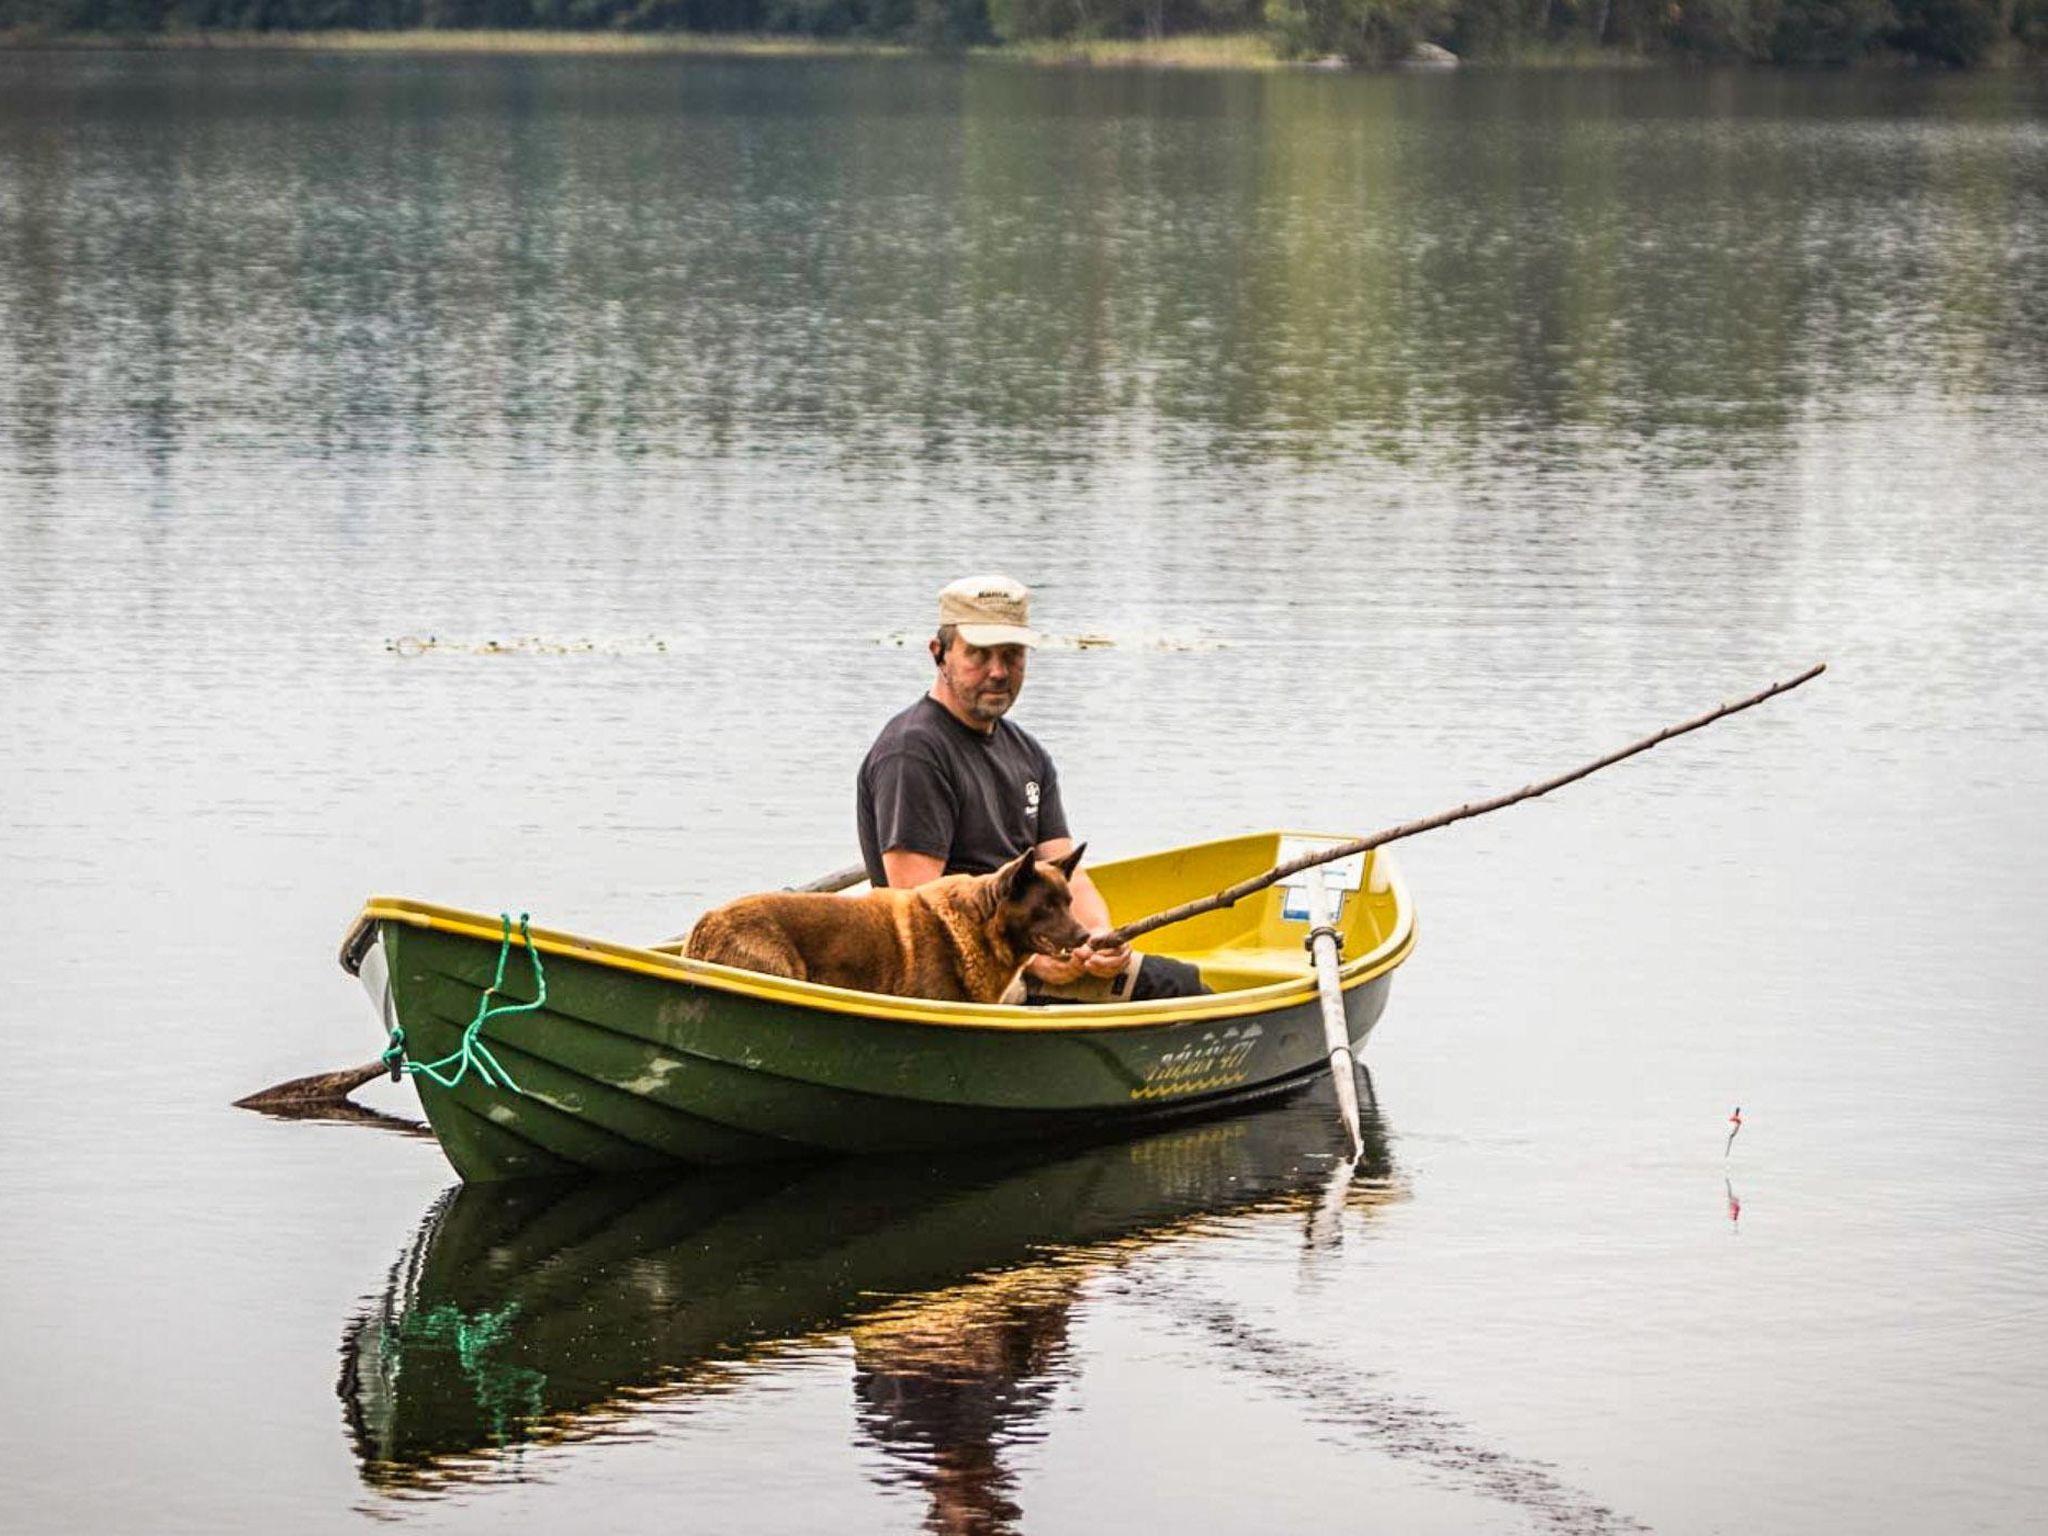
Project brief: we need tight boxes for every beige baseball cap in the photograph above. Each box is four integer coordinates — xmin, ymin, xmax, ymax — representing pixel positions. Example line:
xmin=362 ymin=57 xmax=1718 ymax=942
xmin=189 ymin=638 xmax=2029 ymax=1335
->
xmin=938 ymin=574 xmax=1040 ymax=648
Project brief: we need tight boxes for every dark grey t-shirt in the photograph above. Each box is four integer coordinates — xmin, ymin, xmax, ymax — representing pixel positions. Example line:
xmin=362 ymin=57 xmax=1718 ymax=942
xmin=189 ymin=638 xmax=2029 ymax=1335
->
xmin=857 ymin=696 xmax=1072 ymax=887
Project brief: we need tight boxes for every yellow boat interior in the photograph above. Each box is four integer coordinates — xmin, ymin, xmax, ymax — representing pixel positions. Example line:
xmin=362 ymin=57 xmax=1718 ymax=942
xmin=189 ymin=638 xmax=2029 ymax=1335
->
xmin=350 ymin=831 xmax=1412 ymax=1031
xmin=1085 ymin=830 xmax=1408 ymax=994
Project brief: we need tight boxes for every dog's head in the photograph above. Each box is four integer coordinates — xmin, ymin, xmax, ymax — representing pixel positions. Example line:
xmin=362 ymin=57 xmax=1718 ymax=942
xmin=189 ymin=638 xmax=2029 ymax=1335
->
xmin=987 ymin=844 xmax=1092 ymax=960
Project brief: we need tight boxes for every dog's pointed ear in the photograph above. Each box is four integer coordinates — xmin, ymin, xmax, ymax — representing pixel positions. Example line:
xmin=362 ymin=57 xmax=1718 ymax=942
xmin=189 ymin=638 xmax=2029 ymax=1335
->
xmin=996 ymin=849 xmax=1036 ymax=901
xmin=1053 ymin=842 xmax=1086 ymax=880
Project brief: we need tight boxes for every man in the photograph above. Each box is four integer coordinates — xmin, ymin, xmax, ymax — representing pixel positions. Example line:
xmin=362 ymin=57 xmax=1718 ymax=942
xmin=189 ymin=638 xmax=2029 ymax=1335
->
xmin=856 ymin=574 xmax=1207 ymax=1003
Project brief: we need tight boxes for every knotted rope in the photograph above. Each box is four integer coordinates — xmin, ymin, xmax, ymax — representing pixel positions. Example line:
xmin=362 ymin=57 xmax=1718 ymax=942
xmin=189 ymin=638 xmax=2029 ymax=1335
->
xmin=382 ymin=912 xmax=545 ymax=1094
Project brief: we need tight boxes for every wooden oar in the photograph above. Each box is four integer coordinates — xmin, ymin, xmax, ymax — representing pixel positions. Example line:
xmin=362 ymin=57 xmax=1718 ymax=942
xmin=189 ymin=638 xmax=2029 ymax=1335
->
xmin=235 ymin=861 xmax=872 ymax=1113
xmin=234 ymin=1060 xmax=390 ymax=1112
xmin=1098 ymin=663 xmax=1826 ymax=1158
xmin=788 ymin=862 xmax=869 ymax=894
xmin=1301 ymin=869 xmax=1366 ymax=1160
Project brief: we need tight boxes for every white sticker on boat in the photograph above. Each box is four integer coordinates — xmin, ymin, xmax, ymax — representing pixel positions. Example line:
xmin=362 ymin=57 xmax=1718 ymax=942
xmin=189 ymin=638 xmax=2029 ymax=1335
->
xmin=1277 ymin=837 xmax=1366 ymax=923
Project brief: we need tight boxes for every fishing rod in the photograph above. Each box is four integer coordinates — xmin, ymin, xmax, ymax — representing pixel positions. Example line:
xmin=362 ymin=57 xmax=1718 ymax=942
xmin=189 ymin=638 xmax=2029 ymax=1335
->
xmin=1094 ymin=662 xmax=1826 ymax=1159
xmin=1100 ymin=662 xmax=1827 ymax=949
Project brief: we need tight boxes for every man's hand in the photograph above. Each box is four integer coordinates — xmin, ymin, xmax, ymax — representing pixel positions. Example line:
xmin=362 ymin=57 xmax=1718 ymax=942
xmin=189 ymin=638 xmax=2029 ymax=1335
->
xmin=1078 ymin=930 xmax=1130 ymax=979
xmin=1023 ymin=931 xmax=1129 ymax=989
xmin=1025 ymin=937 xmax=1126 ymax=987
xmin=1025 ymin=950 xmax=1087 ymax=985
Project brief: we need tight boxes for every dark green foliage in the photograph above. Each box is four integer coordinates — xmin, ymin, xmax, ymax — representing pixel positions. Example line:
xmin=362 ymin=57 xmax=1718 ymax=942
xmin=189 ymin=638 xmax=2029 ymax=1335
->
xmin=0 ymin=0 xmax=2024 ymax=61
xmin=984 ymin=0 xmax=1071 ymax=37
xmin=618 ymin=0 xmax=769 ymax=30
xmin=908 ymin=0 xmax=990 ymax=44
xmin=1886 ymin=0 xmax=1999 ymax=60
xmin=1596 ymin=0 xmax=1676 ymax=47
xmin=1441 ymin=0 xmax=1544 ymax=59
xmin=1766 ymin=0 xmax=1893 ymax=62
xmin=1410 ymin=0 xmax=1610 ymax=47
xmin=415 ymin=0 xmax=531 ymax=25
xmin=1269 ymin=0 xmax=1448 ymax=62
xmin=984 ymin=0 xmax=1255 ymax=38
xmin=757 ymin=0 xmax=863 ymax=34
xmin=2017 ymin=0 xmax=2048 ymax=50
xmin=1663 ymin=0 xmax=1764 ymax=55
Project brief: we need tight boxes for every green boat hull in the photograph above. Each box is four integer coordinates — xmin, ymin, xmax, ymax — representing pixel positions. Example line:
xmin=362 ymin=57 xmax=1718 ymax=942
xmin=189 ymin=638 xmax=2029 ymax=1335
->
xmin=379 ymin=916 xmax=1397 ymax=1182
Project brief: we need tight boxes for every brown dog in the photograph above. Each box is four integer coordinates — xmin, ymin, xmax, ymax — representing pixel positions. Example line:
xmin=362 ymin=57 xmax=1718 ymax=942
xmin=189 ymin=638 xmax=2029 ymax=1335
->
xmin=683 ymin=846 xmax=1091 ymax=1005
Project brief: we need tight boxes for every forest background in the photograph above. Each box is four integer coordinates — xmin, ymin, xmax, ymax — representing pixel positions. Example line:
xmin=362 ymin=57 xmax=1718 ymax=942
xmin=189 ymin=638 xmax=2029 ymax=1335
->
xmin=3 ymin=0 xmax=2043 ymax=72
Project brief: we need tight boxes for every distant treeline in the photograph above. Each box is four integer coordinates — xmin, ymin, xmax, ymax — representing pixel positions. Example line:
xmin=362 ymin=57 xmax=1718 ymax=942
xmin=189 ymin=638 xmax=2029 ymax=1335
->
xmin=4 ymin=0 xmax=2042 ymax=66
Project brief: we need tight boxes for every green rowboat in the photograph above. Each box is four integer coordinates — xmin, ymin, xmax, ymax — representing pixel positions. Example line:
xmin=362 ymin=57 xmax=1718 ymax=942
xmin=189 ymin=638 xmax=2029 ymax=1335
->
xmin=340 ymin=831 xmax=1416 ymax=1182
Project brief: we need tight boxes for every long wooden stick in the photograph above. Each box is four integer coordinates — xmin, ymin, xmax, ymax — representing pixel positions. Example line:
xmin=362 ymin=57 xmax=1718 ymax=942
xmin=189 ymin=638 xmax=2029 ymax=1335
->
xmin=1100 ymin=662 xmax=1827 ymax=949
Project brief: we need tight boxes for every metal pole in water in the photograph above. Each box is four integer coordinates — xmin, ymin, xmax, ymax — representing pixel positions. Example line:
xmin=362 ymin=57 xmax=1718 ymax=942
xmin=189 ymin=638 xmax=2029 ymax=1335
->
xmin=1303 ymin=870 xmax=1364 ymax=1161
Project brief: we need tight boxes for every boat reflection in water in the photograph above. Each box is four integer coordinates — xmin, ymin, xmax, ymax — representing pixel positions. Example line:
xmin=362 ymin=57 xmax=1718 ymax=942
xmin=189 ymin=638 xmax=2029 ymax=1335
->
xmin=340 ymin=1089 xmax=1394 ymax=1523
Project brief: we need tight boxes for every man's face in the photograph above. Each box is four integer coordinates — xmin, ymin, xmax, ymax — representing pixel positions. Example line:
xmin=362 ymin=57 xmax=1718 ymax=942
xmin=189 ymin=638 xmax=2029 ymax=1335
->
xmin=935 ymin=636 xmax=1027 ymax=724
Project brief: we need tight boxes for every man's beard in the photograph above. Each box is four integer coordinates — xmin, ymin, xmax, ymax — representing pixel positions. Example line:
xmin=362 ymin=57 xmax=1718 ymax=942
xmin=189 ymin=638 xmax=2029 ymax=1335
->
xmin=966 ymin=684 xmax=1016 ymax=721
xmin=944 ymin=665 xmax=1017 ymax=722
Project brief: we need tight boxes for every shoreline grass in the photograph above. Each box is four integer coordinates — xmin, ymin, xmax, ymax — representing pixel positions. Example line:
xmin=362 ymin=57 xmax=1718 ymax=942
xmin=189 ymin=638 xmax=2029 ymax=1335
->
xmin=0 ymin=27 xmax=1632 ymax=69
xmin=0 ymin=27 xmax=924 ymax=58
xmin=998 ymin=33 xmax=1286 ymax=69
xmin=0 ymin=26 xmax=1342 ymax=70
xmin=7 ymin=27 xmax=2017 ymax=68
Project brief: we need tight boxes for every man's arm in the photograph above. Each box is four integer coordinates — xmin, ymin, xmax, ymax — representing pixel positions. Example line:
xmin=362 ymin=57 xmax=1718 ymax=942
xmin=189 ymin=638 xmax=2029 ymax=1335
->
xmin=864 ymin=749 xmax=957 ymax=890
xmin=880 ymin=849 xmax=947 ymax=889
xmin=1034 ymin=836 xmax=1109 ymax=929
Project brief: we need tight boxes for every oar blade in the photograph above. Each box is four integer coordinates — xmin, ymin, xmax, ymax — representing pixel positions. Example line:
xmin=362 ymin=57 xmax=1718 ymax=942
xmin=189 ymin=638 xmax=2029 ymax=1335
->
xmin=234 ymin=1060 xmax=385 ymax=1111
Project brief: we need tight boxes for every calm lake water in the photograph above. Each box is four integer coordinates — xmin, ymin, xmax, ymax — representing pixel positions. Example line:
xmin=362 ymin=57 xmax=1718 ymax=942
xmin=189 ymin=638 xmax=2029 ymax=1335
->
xmin=3 ymin=49 xmax=2046 ymax=1535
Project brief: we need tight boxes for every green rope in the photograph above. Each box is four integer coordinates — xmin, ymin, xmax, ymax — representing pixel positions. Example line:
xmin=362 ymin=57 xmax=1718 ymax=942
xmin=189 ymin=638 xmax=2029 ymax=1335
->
xmin=382 ymin=911 xmax=545 ymax=1095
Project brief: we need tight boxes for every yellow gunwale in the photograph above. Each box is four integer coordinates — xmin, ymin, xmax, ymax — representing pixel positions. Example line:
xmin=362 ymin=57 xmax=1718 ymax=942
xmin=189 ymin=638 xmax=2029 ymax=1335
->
xmin=352 ymin=859 xmax=1415 ymax=1034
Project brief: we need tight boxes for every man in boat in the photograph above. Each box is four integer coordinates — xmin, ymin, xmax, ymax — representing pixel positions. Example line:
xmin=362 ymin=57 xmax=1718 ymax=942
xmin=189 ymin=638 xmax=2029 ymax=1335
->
xmin=856 ymin=574 xmax=1208 ymax=1004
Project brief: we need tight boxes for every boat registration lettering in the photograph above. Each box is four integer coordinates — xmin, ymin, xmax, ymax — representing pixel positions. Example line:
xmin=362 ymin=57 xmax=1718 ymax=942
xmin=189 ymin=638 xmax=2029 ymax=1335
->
xmin=1131 ymin=1024 xmax=1262 ymax=1099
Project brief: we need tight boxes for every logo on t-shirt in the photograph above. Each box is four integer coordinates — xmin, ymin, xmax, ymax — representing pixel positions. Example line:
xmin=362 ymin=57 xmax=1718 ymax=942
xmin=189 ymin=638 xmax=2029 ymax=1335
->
xmin=1024 ymin=780 xmax=1041 ymax=820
